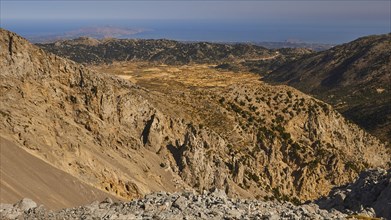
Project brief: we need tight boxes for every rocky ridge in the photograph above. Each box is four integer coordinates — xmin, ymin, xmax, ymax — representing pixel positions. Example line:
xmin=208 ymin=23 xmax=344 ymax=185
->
xmin=254 ymin=41 xmax=334 ymax=52
xmin=1 ymin=28 xmax=390 ymax=208
xmin=38 ymin=38 xmax=314 ymax=75
xmin=215 ymin=47 xmax=314 ymax=75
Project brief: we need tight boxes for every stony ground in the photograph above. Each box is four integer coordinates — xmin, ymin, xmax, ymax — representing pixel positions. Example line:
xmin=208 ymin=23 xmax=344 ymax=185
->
xmin=317 ymin=168 xmax=391 ymax=219
xmin=0 ymin=189 xmax=347 ymax=220
xmin=3 ymin=169 xmax=390 ymax=219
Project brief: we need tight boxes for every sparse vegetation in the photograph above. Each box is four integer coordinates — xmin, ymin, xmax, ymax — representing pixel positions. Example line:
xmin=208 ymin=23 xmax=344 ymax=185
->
xmin=0 ymin=29 xmax=390 ymax=220
xmin=264 ymin=33 xmax=391 ymax=142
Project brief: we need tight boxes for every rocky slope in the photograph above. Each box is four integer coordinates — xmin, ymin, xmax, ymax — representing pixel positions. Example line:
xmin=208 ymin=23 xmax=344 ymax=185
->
xmin=3 ymin=169 xmax=389 ymax=219
xmin=0 ymin=190 xmax=347 ymax=220
xmin=264 ymin=34 xmax=391 ymax=143
xmin=317 ymin=168 xmax=391 ymax=219
xmin=1 ymin=28 xmax=390 ymax=209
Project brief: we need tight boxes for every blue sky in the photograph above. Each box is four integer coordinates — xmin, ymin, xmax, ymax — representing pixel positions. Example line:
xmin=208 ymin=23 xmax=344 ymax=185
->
xmin=0 ymin=1 xmax=390 ymax=43
xmin=1 ymin=0 xmax=390 ymax=22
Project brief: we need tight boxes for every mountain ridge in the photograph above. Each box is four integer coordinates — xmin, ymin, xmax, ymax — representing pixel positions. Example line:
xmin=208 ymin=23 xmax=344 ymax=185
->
xmin=264 ymin=33 xmax=391 ymax=143
xmin=37 ymin=37 xmax=282 ymax=65
xmin=27 ymin=26 xmax=147 ymax=43
xmin=1 ymin=28 xmax=389 ymax=210
xmin=38 ymin=34 xmax=391 ymax=143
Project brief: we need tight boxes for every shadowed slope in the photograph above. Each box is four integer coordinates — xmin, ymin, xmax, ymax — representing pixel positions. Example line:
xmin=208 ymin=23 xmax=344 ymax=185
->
xmin=265 ymin=34 xmax=391 ymax=142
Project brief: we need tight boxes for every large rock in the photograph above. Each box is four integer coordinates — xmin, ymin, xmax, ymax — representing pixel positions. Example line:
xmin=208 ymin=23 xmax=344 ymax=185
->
xmin=317 ymin=168 xmax=391 ymax=219
xmin=15 ymin=198 xmax=37 ymax=211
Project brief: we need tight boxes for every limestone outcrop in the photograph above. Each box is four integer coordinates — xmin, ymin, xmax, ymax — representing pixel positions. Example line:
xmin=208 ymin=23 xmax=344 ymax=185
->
xmin=1 ymin=28 xmax=389 ymax=206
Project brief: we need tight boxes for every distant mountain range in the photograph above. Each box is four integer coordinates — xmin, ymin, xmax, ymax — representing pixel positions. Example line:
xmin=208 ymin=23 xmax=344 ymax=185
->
xmin=37 ymin=37 xmax=317 ymax=71
xmin=264 ymin=33 xmax=391 ymax=143
xmin=27 ymin=26 xmax=147 ymax=43
xmin=254 ymin=41 xmax=334 ymax=52
xmin=26 ymin=25 xmax=334 ymax=52
xmin=37 ymin=38 xmax=275 ymax=64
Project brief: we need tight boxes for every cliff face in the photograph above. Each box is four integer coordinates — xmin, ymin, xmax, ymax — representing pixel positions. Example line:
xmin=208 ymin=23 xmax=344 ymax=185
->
xmin=1 ymin=28 xmax=389 ymax=204
xmin=1 ymin=29 xmax=182 ymax=199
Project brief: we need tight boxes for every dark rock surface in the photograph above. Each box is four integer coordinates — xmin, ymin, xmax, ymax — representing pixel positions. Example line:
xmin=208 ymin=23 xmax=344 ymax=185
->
xmin=317 ymin=168 xmax=391 ymax=219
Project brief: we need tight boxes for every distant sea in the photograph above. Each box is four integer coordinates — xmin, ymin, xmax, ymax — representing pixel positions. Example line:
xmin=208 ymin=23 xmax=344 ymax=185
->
xmin=1 ymin=19 xmax=390 ymax=44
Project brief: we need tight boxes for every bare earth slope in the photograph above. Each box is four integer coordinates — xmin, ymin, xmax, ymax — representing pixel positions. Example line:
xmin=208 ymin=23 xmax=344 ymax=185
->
xmin=0 ymin=28 xmax=390 ymax=208
xmin=264 ymin=34 xmax=391 ymax=142
xmin=0 ymin=136 xmax=115 ymax=210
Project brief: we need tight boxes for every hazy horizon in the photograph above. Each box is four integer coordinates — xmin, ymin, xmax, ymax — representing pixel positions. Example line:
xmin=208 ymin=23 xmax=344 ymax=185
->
xmin=1 ymin=1 xmax=390 ymax=44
